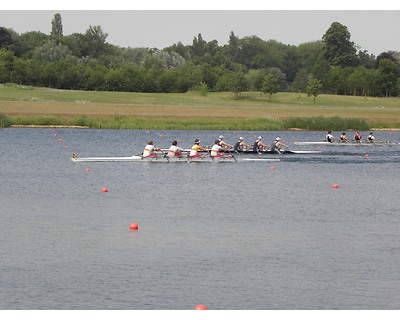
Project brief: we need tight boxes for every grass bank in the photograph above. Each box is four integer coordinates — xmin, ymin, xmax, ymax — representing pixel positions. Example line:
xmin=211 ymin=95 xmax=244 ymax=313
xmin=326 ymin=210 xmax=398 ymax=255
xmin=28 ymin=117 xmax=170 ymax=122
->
xmin=1 ymin=84 xmax=399 ymax=130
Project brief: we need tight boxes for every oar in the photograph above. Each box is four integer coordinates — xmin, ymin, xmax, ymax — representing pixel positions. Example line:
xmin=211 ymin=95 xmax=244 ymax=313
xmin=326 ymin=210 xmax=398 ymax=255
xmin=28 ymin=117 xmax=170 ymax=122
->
xmin=160 ymin=150 xmax=170 ymax=162
xmin=228 ymin=149 xmax=237 ymax=162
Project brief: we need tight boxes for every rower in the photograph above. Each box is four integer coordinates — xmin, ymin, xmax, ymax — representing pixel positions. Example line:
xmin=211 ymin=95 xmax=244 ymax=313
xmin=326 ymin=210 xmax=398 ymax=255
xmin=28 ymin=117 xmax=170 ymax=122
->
xmin=210 ymin=139 xmax=229 ymax=158
xmin=143 ymin=140 xmax=161 ymax=158
xmin=271 ymin=137 xmax=287 ymax=153
xmin=340 ymin=132 xmax=349 ymax=142
xmin=167 ymin=140 xmax=184 ymax=158
xmin=189 ymin=139 xmax=207 ymax=159
xmin=326 ymin=131 xmax=335 ymax=143
xmin=217 ymin=135 xmax=234 ymax=149
xmin=354 ymin=131 xmax=362 ymax=142
xmin=234 ymin=136 xmax=251 ymax=152
xmin=253 ymin=136 xmax=269 ymax=153
xmin=367 ymin=132 xmax=376 ymax=142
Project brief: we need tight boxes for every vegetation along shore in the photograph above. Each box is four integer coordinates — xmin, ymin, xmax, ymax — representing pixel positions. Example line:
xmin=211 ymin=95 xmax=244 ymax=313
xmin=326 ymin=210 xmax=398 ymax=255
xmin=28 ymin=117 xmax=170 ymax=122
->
xmin=1 ymin=84 xmax=399 ymax=131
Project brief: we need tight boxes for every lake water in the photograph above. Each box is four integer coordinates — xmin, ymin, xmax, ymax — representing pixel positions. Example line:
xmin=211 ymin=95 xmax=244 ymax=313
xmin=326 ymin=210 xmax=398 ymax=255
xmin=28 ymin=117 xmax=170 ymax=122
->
xmin=1 ymin=128 xmax=400 ymax=310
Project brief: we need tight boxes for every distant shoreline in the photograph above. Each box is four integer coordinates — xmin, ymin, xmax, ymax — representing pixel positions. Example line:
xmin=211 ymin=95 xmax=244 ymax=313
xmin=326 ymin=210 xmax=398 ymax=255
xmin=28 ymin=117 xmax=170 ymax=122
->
xmin=9 ymin=125 xmax=400 ymax=131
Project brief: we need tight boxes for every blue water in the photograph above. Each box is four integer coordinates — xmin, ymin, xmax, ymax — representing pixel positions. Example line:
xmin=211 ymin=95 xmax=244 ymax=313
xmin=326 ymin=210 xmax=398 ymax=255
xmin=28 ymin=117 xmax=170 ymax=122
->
xmin=1 ymin=128 xmax=400 ymax=310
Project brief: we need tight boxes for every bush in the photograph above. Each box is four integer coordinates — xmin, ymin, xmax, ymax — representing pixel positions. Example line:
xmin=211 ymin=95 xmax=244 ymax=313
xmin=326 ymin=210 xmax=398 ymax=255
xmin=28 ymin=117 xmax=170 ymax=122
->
xmin=0 ymin=112 xmax=11 ymax=127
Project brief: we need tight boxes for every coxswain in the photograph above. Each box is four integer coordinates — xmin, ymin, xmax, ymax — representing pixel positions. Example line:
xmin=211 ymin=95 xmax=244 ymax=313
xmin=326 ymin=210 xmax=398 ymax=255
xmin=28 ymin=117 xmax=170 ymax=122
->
xmin=167 ymin=140 xmax=184 ymax=158
xmin=143 ymin=140 xmax=161 ymax=158
xmin=189 ymin=139 xmax=207 ymax=159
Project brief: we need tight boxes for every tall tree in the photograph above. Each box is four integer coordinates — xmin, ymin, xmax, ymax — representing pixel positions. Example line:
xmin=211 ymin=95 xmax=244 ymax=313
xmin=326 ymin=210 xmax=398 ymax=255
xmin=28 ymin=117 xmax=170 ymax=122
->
xmin=227 ymin=31 xmax=240 ymax=62
xmin=376 ymin=58 xmax=399 ymax=97
xmin=0 ymin=27 xmax=12 ymax=48
xmin=51 ymin=13 xmax=63 ymax=37
xmin=322 ymin=22 xmax=358 ymax=67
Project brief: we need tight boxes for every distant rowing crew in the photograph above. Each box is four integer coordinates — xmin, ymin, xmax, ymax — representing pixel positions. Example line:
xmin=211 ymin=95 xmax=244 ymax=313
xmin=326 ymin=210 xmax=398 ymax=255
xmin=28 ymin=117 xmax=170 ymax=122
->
xmin=326 ymin=130 xmax=378 ymax=143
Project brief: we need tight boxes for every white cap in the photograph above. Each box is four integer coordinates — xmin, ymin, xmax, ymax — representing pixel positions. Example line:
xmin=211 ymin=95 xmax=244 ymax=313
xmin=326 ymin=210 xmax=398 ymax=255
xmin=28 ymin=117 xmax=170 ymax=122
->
xmin=239 ymin=137 xmax=244 ymax=140
xmin=275 ymin=137 xmax=281 ymax=141
xmin=257 ymin=136 xmax=262 ymax=140
xmin=219 ymin=135 xmax=224 ymax=139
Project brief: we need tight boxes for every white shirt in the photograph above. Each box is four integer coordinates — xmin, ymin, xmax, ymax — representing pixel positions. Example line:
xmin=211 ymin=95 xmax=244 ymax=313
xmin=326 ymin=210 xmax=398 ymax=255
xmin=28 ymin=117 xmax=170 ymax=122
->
xmin=143 ymin=144 xmax=155 ymax=157
xmin=168 ymin=145 xmax=183 ymax=157
xmin=211 ymin=144 xmax=222 ymax=157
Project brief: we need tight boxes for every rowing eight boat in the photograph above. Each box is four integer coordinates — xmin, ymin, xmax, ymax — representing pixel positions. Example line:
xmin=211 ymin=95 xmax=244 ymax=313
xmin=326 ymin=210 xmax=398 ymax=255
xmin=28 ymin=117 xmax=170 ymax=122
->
xmin=70 ymin=155 xmax=280 ymax=163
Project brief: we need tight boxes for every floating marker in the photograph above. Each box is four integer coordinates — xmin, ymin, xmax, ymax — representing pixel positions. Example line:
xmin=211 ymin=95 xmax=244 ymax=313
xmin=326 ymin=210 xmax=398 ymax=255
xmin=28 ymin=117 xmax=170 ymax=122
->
xmin=54 ymin=133 xmax=58 ymax=137
xmin=194 ymin=304 xmax=207 ymax=310
xmin=365 ymin=153 xmax=369 ymax=158
xmin=64 ymin=146 xmax=69 ymax=149
xmin=332 ymin=183 xmax=339 ymax=189
xmin=58 ymin=138 xmax=63 ymax=142
xmin=101 ymin=187 xmax=108 ymax=193
xmin=130 ymin=223 xmax=138 ymax=230
xmin=270 ymin=166 xmax=275 ymax=170
xmin=85 ymin=168 xmax=91 ymax=172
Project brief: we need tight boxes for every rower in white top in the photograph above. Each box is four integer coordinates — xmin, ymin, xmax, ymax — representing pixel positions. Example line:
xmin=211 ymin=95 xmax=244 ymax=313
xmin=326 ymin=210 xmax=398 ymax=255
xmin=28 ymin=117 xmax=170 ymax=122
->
xmin=326 ymin=131 xmax=335 ymax=143
xmin=167 ymin=140 xmax=184 ymax=158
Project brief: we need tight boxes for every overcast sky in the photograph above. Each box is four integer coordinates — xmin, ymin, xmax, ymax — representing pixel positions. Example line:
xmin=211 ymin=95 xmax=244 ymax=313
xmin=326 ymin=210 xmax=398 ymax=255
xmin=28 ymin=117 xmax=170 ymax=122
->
xmin=2 ymin=2 xmax=400 ymax=56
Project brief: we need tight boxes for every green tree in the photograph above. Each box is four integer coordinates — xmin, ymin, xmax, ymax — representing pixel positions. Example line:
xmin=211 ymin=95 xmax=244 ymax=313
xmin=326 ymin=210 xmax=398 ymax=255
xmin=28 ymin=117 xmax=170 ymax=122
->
xmin=32 ymin=40 xmax=72 ymax=61
xmin=83 ymin=25 xmax=109 ymax=58
xmin=230 ymin=72 xmax=248 ymax=99
xmin=347 ymin=66 xmax=375 ymax=96
xmin=306 ymin=78 xmax=322 ymax=103
xmin=262 ymin=73 xmax=279 ymax=100
xmin=0 ymin=27 xmax=12 ymax=48
xmin=322 ymin=22 xmax=358 ymax=67
xmin=376 ymin=58 xmax=399 ymax=97
xmin=198 ymin=81 xmax=208 ymax=105
xmin=51 ymin=13 xmax=63 ymax=37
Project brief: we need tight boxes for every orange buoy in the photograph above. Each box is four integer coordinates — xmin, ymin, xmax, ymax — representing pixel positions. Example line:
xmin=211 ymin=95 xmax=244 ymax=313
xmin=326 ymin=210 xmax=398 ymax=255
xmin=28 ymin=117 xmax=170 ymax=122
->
xmin=332 ymin=183 xmax=339 ymax=189
xmin=130 ymin=223 xmax=138 ymax=230
xmin=194 ymin=304 xmax=207 ymax=310
xmin=101 ymin=187 xmax=108 ymax=193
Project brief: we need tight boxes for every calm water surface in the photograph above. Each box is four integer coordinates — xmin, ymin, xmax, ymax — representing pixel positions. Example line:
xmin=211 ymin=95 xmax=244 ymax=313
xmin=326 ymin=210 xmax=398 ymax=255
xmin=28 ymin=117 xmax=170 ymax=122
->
xmin=1 ymin=128 xmax=400 ymax=310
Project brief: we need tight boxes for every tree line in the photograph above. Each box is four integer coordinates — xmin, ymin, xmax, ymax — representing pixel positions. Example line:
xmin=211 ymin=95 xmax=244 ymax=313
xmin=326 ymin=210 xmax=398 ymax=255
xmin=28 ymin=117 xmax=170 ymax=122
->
xmin=1 ymin=14 xmax=399 ymax=98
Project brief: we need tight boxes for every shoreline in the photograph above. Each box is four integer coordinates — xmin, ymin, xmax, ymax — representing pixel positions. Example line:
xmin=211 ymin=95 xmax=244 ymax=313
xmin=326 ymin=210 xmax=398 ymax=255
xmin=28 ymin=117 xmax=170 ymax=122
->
xmin=8 ymin=125 xmax=400 ymax=131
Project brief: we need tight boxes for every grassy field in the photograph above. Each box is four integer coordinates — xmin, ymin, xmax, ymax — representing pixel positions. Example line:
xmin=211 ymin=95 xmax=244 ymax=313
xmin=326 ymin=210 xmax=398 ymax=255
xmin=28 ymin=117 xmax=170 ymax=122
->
xmin=1 ymin=84 xmax=399 ymax=130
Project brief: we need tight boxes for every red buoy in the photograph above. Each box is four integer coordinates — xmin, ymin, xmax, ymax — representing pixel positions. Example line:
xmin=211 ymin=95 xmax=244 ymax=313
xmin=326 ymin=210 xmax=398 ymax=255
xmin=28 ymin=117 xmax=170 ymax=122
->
xmin=58 ymin=138 xmax=63 ymax=142
xmin=365 ymin=153 xmax=369 ymax=158
xmin=332 ymin=183 xmax=339 ymax=189
xmin=130 ymin=223 xmax=138 ymax=230
xmin=85 ymin=168 xmax=91 ymax=172
xmin=270 ymin=166 xmax=275 ymax=170
xmin=101 ymin=187 xmax=108 ymax=192
xmin=194 ymin=304 xmax=207 ymax=310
